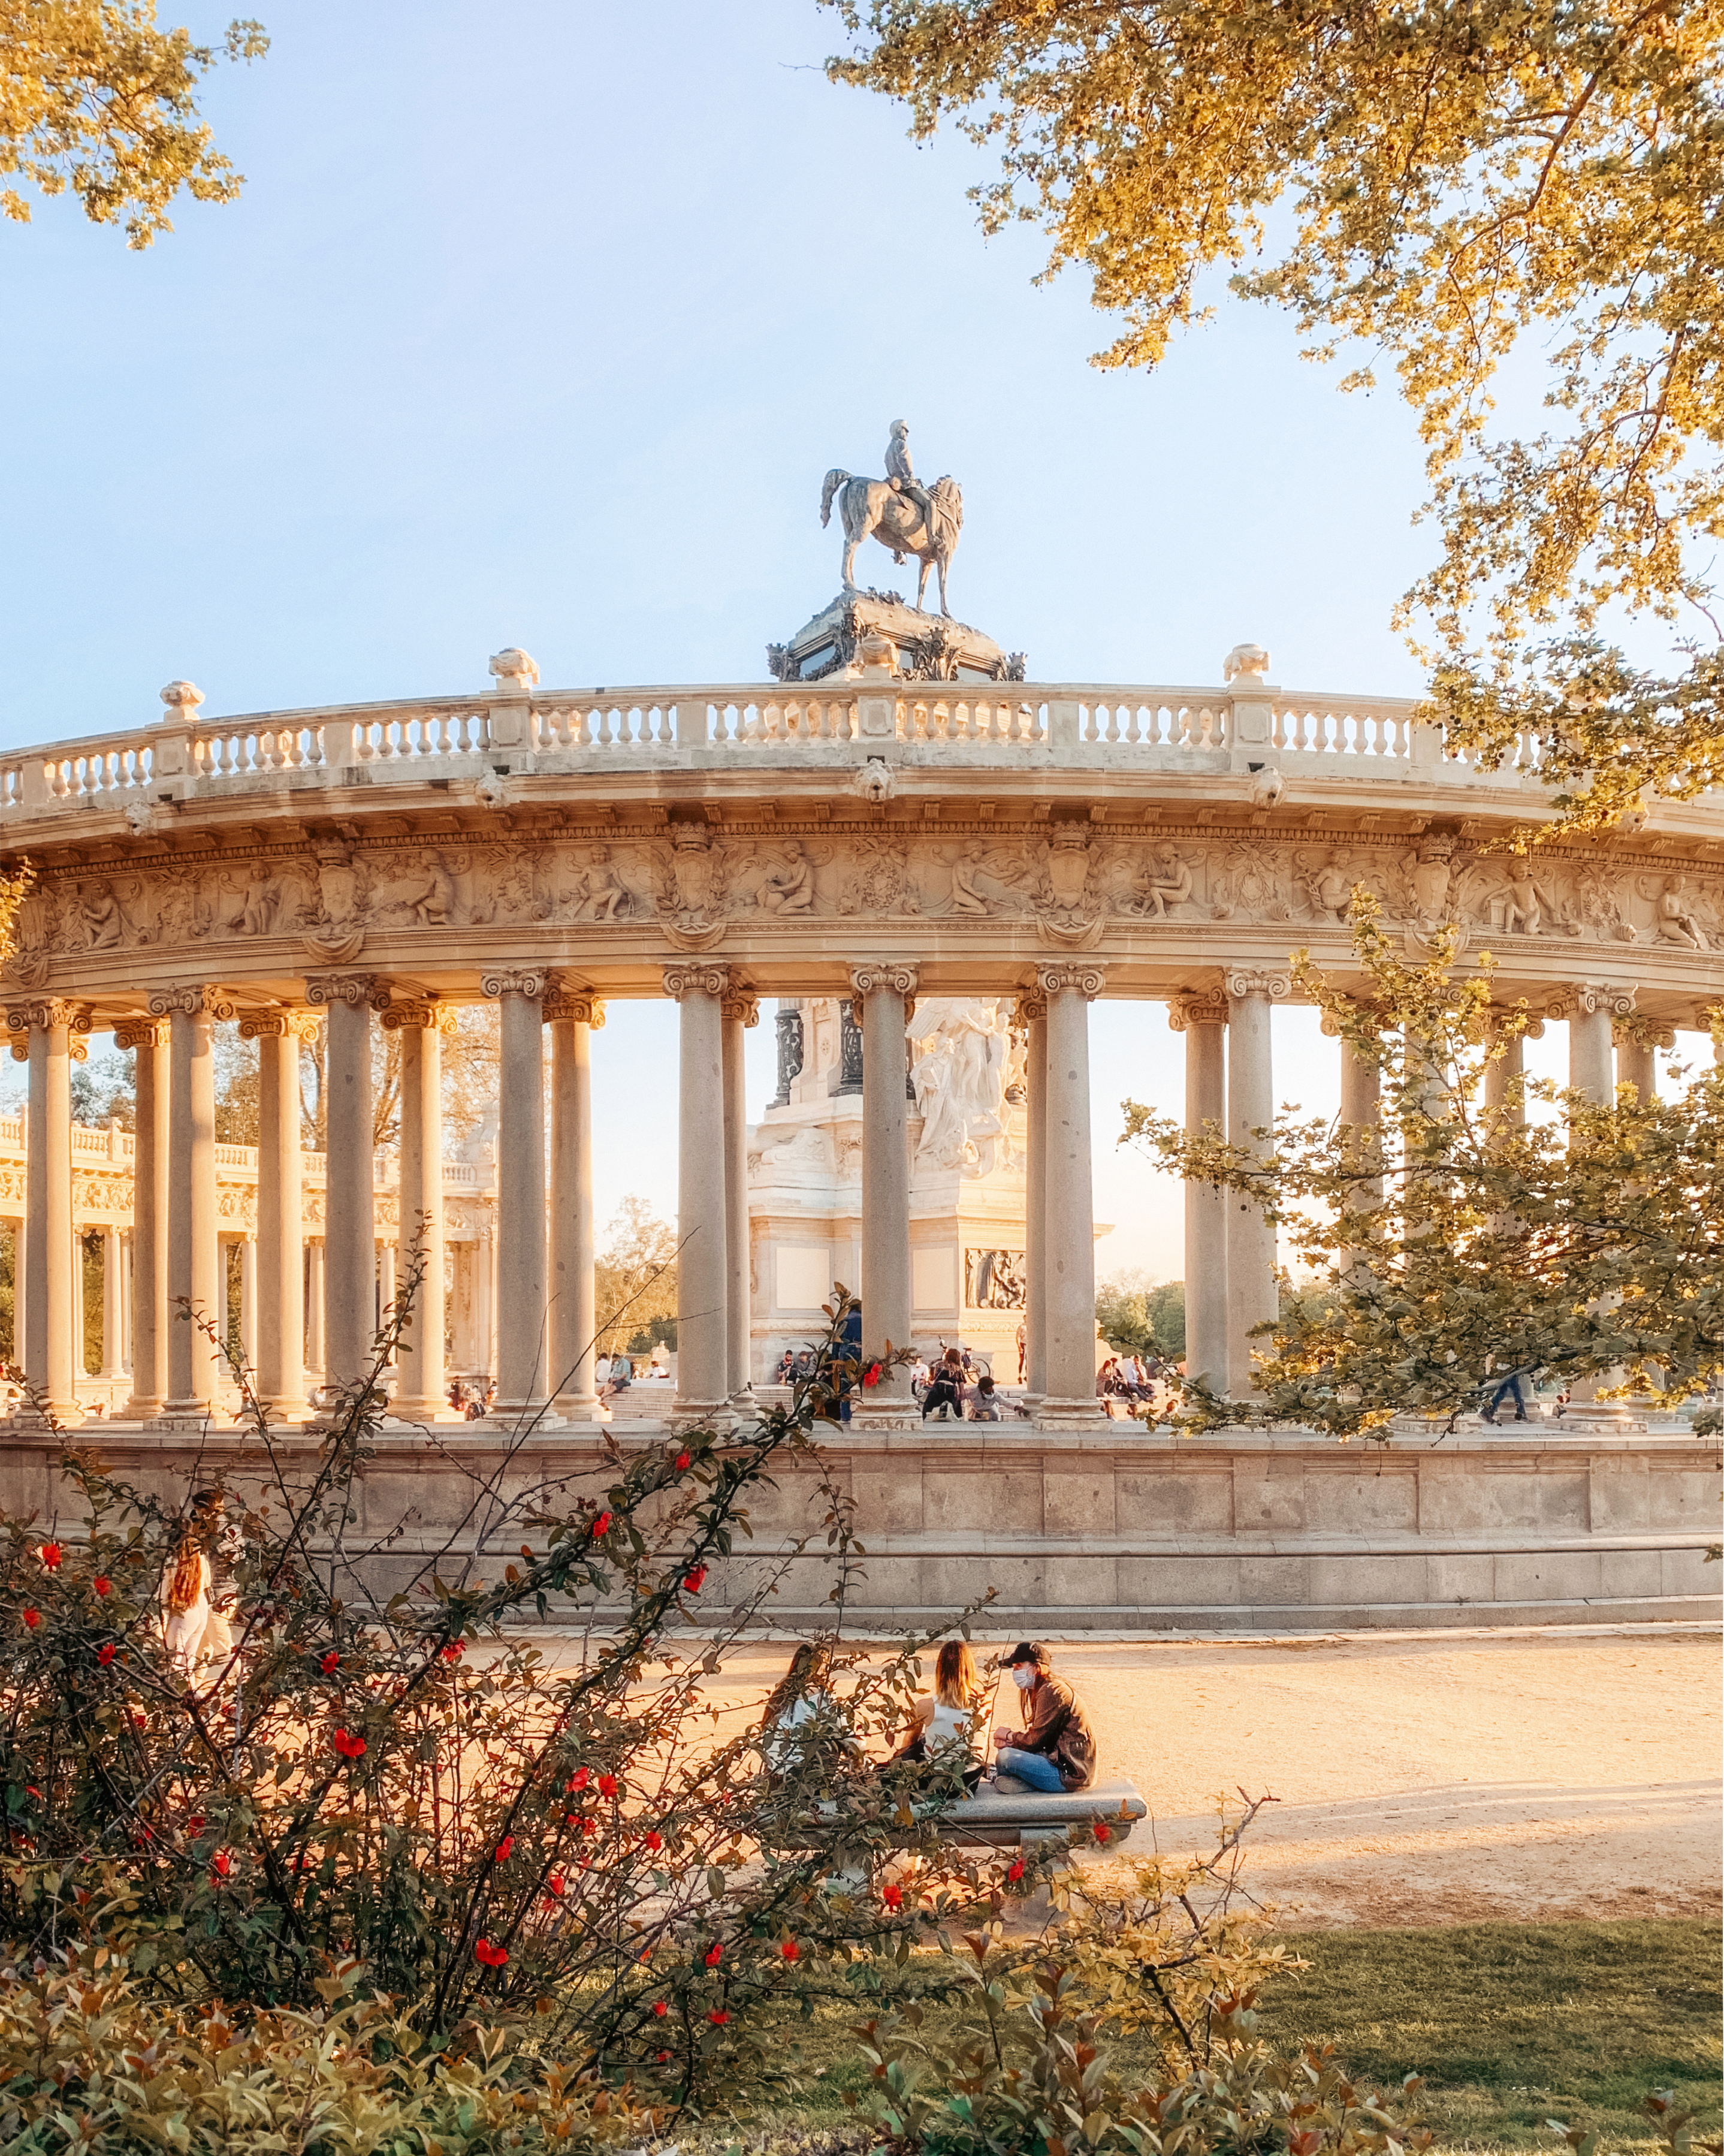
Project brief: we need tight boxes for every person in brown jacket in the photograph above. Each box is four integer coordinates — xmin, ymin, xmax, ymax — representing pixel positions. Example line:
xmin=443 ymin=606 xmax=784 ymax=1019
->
xmin=991 ymin=1641 xmax=1098 ymax=1792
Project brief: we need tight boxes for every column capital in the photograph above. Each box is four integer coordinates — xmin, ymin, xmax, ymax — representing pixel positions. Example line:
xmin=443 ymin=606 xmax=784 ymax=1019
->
xmin=7 ymin=999 xmax=92 ymax=1038
xmin=304 ymin=973 xmax=387 ymax=1011
xmin=662 ymin=961 xmax=731 ymax=1000
xmin=239 ymin=1006 xmax=324 ymax=1042
xmin=1546 ymin=981 xmax=1636 ymax=1023
xmin=1614 ymin=1014 xmax=1674 ymax=1050
xmin=147 ymin=984 xmax=237 ymax=1020
xmin=1168 ymin=987 xmax=1228 ymax=1033
xmin=1012 ymin=991 xmax=1047 ymax=1027
xmin=849 ymin=961 xmax=920 ymax=1000
xmin=1223 ymin=966 xmax=1291 ymax=1001
xmin=1035 ymin=961 xmax=1107 ymax=1000
xmin=113 ymin=1018 xmax=166 ymax=1051
xmin=721 ymin=991 xmax=760 ymax=1026
xmin=544 ymin=989 xmax=606 ymax=1027
xmin=378 ymin=997 xmax=455 ymax=1034
xmin=1463 ymin=1003 xmax=1544 ymax=1044
xmin=481 ymin=967 xmax=549 ymax=1000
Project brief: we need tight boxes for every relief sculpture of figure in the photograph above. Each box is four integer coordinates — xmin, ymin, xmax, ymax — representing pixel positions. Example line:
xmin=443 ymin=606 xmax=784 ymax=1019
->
xmin=951 ymin=840 xmax=994 ymax=916
xmin=910 ymin=997 xmax=1016 ymax=1177
xmin=1500 ymin=858 xmax=1551 ymax=936
xmin=78 ymin=881 xmax=124 ymax=949
xmin=1296 ymin=849 xmax=1355 ymax=924
xmin=1137 ymin=843 xmax=1195 ymax=918
xmin=1653 ymin=875 xmax=1708 ymax=950
xmin=756 ymin=839 xmax=816 ymax=915
xmin=576 ymin=845 xmax=630 ymax=922
xmin=237 ymin=866 xmax=279 ymax=936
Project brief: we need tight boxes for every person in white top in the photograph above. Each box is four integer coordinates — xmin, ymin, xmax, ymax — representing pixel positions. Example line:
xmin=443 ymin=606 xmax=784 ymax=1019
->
xmin=160 ymin=1524 xmax=212 ymax=1676
xmin=895 ymin=1639 xmax=987 ymax=1791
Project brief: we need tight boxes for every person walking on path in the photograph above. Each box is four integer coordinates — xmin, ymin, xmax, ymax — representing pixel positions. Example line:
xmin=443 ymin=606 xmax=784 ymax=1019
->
xmin=991 ymin=1641 xmax=1098 ymax=1792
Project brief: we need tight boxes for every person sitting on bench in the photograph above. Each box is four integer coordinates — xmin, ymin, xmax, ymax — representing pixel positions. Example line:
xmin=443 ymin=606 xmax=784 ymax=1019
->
xmin=895 ymin=1638 xmax=987 ymax=1792
xmin=991 ymin=1641 xmax=1098 ymax=1793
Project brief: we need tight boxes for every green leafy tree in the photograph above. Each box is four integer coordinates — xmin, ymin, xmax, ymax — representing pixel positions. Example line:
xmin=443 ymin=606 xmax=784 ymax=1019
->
xmin=824 ymin=0 xmax=1724 ymax=830
xmin=0 ymin=5 xmax=267 ymax=246
xmin=595 ymin=1194 xmax=678 ymax=1358
xmin=1096 ymin=1270 xmax=1184 ymax=1358
xmin=1122 ymin=898 xmax=1724 ymax=1436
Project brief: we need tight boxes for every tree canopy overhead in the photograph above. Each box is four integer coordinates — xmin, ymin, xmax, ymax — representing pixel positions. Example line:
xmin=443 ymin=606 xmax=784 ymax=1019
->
xmin=1 ymin=4 xmax=267 ymax=246
xmin=825 ymin=0 xmax=1724 ymax=828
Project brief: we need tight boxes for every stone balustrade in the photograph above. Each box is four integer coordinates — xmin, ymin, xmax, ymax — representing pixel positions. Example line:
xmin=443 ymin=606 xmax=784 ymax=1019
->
xmin=0 ymin=649 xmax=1715 ymax=1628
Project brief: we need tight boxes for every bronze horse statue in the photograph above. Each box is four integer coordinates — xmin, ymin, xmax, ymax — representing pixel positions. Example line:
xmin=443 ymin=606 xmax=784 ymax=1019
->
xmin=820 ymin=469 xmax=964 ymax=616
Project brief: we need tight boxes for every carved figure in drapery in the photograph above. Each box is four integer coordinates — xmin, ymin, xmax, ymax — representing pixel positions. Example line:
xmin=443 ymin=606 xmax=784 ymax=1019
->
xmin=5 ymin=886 xmax=53 ymax=987
xmin=910 ymin=997 xmax=1017 ymax=1178
xmin=967 ymin=1247 xmax=1028 ymax=1310
xmin=152 ymin=870 xmax=213 ymax=951
xmin=756 ymin=839 xmax=817 ymax=915
xmin=1134 ymin=842 xmax=1198 ymax=918
xmin=372 ymin=849 xmax=458 ymax=928
xmin=229 ymin=863 xmax=280 ymax=936
xmin=573 ymin=845 xmax=633 ymax=922
xmin=1294 ymin=849 xmax=1357 ymax=925
xmin=947 ymin=839 xmax=1026 ymax=917
xmin=838 ymin=835 xmax=916 ymax=916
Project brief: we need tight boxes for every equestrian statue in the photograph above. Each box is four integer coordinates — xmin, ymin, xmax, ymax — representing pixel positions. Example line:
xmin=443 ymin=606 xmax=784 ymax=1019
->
xmin=821 ymin=420 xmax=963 ymax=617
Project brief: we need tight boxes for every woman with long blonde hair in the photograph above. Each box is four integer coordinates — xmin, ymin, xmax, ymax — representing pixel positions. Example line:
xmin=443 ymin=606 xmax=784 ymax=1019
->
xmin=897 ymin=1638 xmax=986 ymax=1789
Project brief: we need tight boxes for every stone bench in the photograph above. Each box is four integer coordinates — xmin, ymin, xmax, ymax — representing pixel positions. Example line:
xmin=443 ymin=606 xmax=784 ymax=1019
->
xmin=941 ymin=1775 xmax=1148 ymax=1851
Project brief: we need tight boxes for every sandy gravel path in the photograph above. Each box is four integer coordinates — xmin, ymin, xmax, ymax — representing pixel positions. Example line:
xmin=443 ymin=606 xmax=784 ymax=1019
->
xmin=523 ymin=1626 xmax=1718 ymax=1931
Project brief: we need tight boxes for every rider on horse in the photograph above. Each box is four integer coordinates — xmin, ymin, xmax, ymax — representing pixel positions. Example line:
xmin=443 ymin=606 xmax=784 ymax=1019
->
xmin=885 ymin=420 xmax=935 ymax=532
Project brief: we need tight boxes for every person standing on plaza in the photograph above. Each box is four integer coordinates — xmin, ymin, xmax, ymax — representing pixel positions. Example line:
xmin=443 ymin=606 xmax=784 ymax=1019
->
xmin=991 ymin=1641 xmax=1097 ymax=1792
xmin=160 ymin=1522 xmax=212 ymax=1678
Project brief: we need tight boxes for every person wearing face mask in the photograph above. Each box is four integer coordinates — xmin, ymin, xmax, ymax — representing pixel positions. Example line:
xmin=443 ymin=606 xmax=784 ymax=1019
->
xmin=991 ymin=1641 xmax=1097 ymax=1793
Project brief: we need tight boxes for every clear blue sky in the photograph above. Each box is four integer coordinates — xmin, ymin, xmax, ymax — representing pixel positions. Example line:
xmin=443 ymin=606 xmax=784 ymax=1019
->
xmin=0 ymin=1 xmax=1514 ymax=1277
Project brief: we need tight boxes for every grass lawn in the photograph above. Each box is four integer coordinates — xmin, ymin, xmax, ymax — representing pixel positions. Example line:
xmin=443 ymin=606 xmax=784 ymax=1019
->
xmin=1259 ymin=1920 xmax=1720 ymax=2151
xmin=758 ymin=1919 xmax=1719 ymax=2151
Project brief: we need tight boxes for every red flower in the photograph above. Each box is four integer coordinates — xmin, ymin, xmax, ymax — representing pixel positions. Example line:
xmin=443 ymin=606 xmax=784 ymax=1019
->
xmin=185 ymin=1815 xmax=205 ymax=1834
xmin=644 ymin=1831 xmax=662 ymax=1852
xmin=704 ymin=1941 xmax=722 ymax=1968
xmin=212 ymin=1851 xmax=231 ymax=1878
xmin=684 ymin=1565 xmax=707 ymax=1594
xmin=24 ymin=1786 xmax=40 ymax=1801
xmin=592 ymin=1510 xmax=612 ymax=1537
xmin=566 ymin=1766 xmax=590 ymax=1791
xmin=1093 ymin=1820 xmax=1111 ymax=1843
xmin=320 ymin=1651 xmax=340 ymax=1675
xmin=21 ymin=1609 xmax=39 ymax=1630
xmin=547 ymin=1872 xmax=566 ymax=1896
xmin=597 ymin=1772 xmax=618 ymax=1798
xmin=780 ymin=1939 xmax=800 ymax=1961
xmin=474 ymin=1938 xmax=508 ymax=1968
xmin=674 ymin=1451 xmax=691 ymax=1471
xmin=862 ymin=1362 xmax=881 ymax=1389
xmin=657 ymin=2049 xmax=670 ymax=2063
xmin=92 ymin=1577 xmax=111 ymax=1597
xmin=1007 ymin=1858 xmax=1026 ymax=1883
xmin=881 ymin=1884 xmax=903 ymax=1909
xmin=496 ymin=1835 xmax=514 ymax=1862
xmin=130 ymin=1711 xmax=146 ymax=1729
xmin=708 ymin=2010 xmax=730 ymax=2025
xmin=577 ymin=1815 xmax=597 ymax=1836
xmin=96 ymin=1642 xmax=116 ymax=1666
xmin=38 ymin=1543 xmax=62 ymax=1569
xmin=439 ymin=1641 xmax=463 ymax=1663
xmin=653 ymin=2000 xmax=668 ymax=2017
xmin=332 ymin=1727 xmax=366 ymax=1759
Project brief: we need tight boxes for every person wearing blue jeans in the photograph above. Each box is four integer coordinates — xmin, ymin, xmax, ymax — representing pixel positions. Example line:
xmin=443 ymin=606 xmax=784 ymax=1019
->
xmin=990 ymin=1641 xmax=1098 ymax=1794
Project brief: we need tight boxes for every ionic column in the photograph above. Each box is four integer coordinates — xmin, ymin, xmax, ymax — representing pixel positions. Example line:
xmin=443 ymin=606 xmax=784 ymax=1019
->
xmin=475 ymin=1226 xmax=494 ymax=1382
xmin=1481 ymin=1012 xmax=1538 ymax=1123
xmin=382 ymin=997 xmax=451 ymax=1419
xmin=376 ymin=1240 xmax=396 ymax=1361
xmin=1555 ymin=982 xmax=1634 ymax=1112
xmin=305 ymin=1241 xmax=326 ymax=1380
xmin=546 ymin=988 xmax=604 ymax=1421
xmin=850 ymin=963 xmax=919 ymax=1416
xmin=7 ymin=1001 xmax=87 ymax=1422
xmin=722 ymin=984 xmax=760 ymax=1407
xmin=240 ymin=1008 xmax=316 ymax=1419
xmin=1614 ymin=1019 xmax=1666 ymax=1104
xmin=116 ymin=1021 xmax=169 ymax=1416
xmin=1323 ymin=1006 xmax=1386 ymax=1286
xmin=307 ymin=975 xmax=382 ymax=1396
xmin=99 ymin=1226 xmax=123 ymax=1381
xmin=1037 ymin=962 xmax=1106 ymax=1421
xmin=480 ymin=969 xmax=549 ymax=1417
xmin=72 ymin=1232 xmax=86 ymax=1391
xmin=239 ymin=1236 xmax=257 ymax=1372
xmin=1013 ymin=991 xmax=1049 ymax=1403
xmin=665 ymin=964 xmax=731 ymax=1422
xmin=1169 ymin=990 xmax=1229 ymax=1391
xmin=152 ymin=985 xmax=230 ymax=1416
xmin=1224 ymin=967 xmax=1287 ymax=1399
